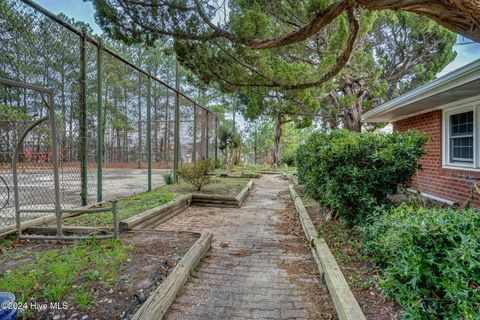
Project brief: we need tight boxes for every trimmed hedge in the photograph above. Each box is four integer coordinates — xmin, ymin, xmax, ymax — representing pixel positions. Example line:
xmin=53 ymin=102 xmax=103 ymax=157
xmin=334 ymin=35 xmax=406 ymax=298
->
xmin=362 ymin=205 xmax=480 ymax=319
xmin=297 ymin=130 xmax=428 ymax=224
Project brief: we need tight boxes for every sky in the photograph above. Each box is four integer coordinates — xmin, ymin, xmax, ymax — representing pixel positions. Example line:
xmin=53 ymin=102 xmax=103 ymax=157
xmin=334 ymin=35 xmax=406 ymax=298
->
xmin=36 ymin=0 xmax=480 ymax=79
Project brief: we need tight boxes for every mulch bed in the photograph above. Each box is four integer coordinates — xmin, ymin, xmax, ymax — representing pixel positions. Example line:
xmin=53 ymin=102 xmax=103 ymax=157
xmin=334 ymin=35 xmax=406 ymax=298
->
xmin=0 ymin=230 xmax=198 ymax=320
xmin=296 ymin=187 xmax=403 ymax=320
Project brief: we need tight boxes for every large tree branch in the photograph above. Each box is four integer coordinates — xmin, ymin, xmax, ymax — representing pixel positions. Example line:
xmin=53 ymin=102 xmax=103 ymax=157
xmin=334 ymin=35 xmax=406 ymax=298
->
xmin=280 ymin=7 xmax=360 ymax=90
xmin=248 ymin=0 xmax=349 ymax=49
xmin=355 ymin=0 xmax=480 ymax=41
xmin=186 ymin=9 xmax=359 ymax=91
xmin=246 ymin=0 xmax=480 ymax=49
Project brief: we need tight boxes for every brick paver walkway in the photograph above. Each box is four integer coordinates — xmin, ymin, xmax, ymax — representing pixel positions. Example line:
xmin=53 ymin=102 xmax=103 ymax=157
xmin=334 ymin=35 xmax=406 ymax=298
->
xmin=155 ymin=174 xmax=336 ymax=319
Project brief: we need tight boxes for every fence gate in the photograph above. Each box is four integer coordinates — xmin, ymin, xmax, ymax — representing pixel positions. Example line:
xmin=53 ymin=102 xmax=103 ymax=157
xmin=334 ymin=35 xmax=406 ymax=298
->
xmin=0 ymin=78 xmax=117 ymax=239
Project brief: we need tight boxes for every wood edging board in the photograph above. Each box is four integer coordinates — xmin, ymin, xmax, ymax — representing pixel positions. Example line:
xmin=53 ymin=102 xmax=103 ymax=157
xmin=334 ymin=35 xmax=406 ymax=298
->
xmin=120 ymin=195 xmax=192 ymax=230
xmin=131 ymin=232 xmax=213 ymax=320
xmin=0 ymin=201 xmax=108 ymax=238
xmin=207 ymin=174 xmax=260 ymax=179
xmin=288 ymin=184 xmax=366 ymax=320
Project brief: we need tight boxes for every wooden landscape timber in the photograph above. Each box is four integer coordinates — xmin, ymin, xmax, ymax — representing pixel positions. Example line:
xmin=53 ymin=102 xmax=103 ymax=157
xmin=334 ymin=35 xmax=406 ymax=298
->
xmin=24 ymin=225 xmax=110 ymax=235
xmin=131 ymin=232 xmax=213 ymax=320
xmin=120 ymin=195 xmax=193 ymax=230
xmin=208 ymin=173 xmax=260 ymax=179
xmin=289 ymin=184 xmax=366 ymax=320
xmin=0 ymin=201 xmax=108 ymax=238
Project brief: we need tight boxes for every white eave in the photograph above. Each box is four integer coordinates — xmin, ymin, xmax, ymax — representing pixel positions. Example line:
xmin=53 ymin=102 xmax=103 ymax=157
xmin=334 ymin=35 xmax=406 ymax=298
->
xmin=363 ymin=58 xmax=480 ymax=123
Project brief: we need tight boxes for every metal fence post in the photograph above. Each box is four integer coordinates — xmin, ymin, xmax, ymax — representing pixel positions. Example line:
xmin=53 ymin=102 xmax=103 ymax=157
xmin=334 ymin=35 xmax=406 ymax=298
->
xmin=205 ymin=112 xmax=209 ymax=159
xmin=96 ymin=40 xmax=103 ymax=202
xmin=49 ymin=91 xmax=62 ymax=237
xmin=192 ymin=104 xmax=197 ymax=163
xmin=215 ymin=117 xmax=218 ymax=162
xmin=147 ymin=74 xmax=152 ymax=191
xmin=174 ymin=60 xmax=180 ymax=182
xmin=80 ymin=30 xmax=88 ymax=206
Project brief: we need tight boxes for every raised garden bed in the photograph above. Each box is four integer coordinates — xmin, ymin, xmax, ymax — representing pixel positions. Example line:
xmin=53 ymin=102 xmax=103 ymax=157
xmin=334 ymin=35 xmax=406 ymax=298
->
xmin=0 ymin=230 xmax=199 ymax=320
xmin=62 ymin=177 xmax=251 ymax=228
xmin=191 ymin=179 xmax=253 ymax=207
xmin=294 ymin=185 xmax=403 ymax=320
xmin=170 ymin=177 xmax=251 ymax=198
xmin=120 ymin=179 xmax=253 ymax=231
xmin=131 ymin=232 xmax=212 ymax=320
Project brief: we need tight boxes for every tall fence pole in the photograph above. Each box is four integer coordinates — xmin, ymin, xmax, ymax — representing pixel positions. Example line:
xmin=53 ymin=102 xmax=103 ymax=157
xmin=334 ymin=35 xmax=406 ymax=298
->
xmin=174 ymin=60 xmax=180 ymax=182
xmin=80 ymin=30 xmax=88 ymax=206
xmin=49 ymin=91 xmax=62 ymax=237
xmin=147 ymin=75 xmax=152 ymax=191
xmin=192 ymin=104 xmax=197 ymax=163
xmin=205 ymin=112 xmax=209 ymax=159
xmin=96 ymin=40 xmax=103 ymax=202
xmin=215 ymin=117 xmax=218 ymax=162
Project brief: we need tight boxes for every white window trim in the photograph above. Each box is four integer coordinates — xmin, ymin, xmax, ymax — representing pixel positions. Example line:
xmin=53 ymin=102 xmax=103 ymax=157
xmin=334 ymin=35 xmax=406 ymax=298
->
xmin=442 ymin=101 xmax=480 ymax=170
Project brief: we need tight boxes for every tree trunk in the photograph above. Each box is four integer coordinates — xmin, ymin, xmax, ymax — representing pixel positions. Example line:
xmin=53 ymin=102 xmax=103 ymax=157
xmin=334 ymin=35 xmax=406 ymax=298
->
xmin=329 ymin=116 xmax=338 ymax=130
xmin=273 ymin=114 xmax=284 ymax=165
xmin=343 ymin=101 xmax=362 ymax=132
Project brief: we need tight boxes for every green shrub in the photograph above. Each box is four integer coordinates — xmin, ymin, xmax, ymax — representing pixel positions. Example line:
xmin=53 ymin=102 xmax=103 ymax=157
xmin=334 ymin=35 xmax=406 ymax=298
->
xmin=163 ymin=173 xmax=174 ymax=185
xmin=281 ymin=148 xmax=296 ymax=166
xmin=361 ymin=205 xmax=480 ymax=319
xmin=297 ymin=130 xmax=428 ymax=224
xmin=177 ymin=159 xmax=215 ymax=191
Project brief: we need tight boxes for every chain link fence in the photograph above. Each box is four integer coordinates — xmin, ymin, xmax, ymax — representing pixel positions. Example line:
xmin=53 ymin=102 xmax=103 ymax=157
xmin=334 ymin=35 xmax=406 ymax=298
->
xmin=0 ymin=0 xmax=218 ymax=229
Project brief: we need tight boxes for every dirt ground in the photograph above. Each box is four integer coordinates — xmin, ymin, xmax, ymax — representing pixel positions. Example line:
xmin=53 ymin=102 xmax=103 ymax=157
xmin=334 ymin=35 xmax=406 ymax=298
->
xmin=272 ymin=192 xmax=338 ymax=320
xmin=0 ymin=230 xmax=198 ymax=320
xmin=296 ymin=187 xmax=403 ymax=320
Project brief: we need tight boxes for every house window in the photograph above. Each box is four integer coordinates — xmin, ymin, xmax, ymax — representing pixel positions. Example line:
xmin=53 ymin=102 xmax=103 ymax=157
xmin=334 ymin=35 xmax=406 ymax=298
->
xmin=449 ymin=111 xmax=474 ymax=163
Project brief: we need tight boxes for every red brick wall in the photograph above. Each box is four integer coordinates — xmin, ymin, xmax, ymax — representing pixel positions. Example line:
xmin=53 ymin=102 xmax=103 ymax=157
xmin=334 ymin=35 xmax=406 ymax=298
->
xmin=394 ymin=110 xmax=480 ymax=207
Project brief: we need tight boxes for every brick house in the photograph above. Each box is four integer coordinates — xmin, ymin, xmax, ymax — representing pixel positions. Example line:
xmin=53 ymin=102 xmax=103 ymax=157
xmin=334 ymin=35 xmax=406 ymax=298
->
xmin=363 ymin=59 xmax=480 ymax=207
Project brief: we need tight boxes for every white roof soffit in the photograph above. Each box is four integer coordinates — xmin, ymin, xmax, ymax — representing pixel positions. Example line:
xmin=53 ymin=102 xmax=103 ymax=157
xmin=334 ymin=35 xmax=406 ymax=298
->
xmin=363 ymin=58 xmax=480 ymax=123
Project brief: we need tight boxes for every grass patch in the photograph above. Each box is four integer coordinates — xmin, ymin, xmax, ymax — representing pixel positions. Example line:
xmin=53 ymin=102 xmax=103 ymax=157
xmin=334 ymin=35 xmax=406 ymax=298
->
xmin=66 ymin=188 xmax=176 ymax=226
xmin=0 ymin=238 xmax=128 ymax=307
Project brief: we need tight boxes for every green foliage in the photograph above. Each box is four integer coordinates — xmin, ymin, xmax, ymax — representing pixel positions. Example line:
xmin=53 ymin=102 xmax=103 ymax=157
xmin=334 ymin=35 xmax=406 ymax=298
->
xmin=0 ymin=105 xmax=31 ymax=121
xmin=361 ymin=205 xmax=480 ymax=319
xmin=280 ymin=147 xmax=296 ymax=166
xmin=177 ymin=159 xmax=215 ymax=191
xmin=297 ymin=130 xmax=428 ymax=224
xmin=219 ymin=121 xmax=241 ymax=152
xmin=218 ymin=120 xmax=242 ymax=164
xmin=0 ymin=239 xmax=127 ymax=306
xmin=163 ymin=173 xmax=174 ymax=185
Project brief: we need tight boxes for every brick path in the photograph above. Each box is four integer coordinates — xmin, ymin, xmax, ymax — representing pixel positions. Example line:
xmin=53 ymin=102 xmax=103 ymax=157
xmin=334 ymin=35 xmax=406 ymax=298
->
xmin=155 ymin=174 xmax=336 ymax=320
